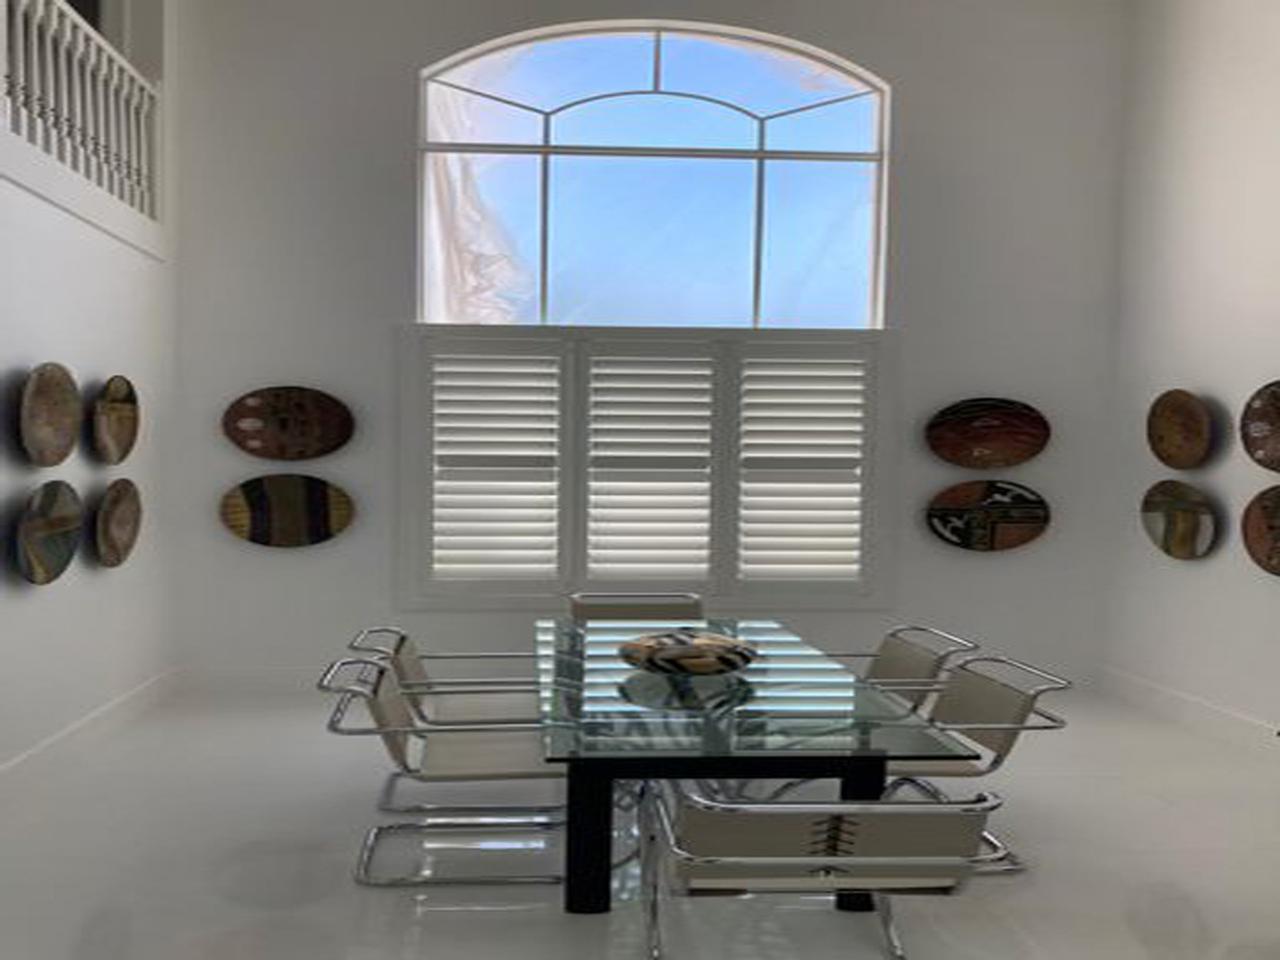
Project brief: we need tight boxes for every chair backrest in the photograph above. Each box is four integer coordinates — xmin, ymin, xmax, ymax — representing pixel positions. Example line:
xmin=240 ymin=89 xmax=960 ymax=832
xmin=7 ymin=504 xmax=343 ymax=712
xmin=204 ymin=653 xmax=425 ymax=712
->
xmin=568 ymin=592 xmax=703 ymax=622
xmin=864 ymin=626 xmax=978 ymax=707
xmin=363 ymin=664 xmax=420 ymax=772
xmin=927 ymin=656 xmax=1069 ymax=760
xmin=384 ymin=631 xmax=432 ymax=688
xmin=667 ymin=786 xmax=998 ymax=892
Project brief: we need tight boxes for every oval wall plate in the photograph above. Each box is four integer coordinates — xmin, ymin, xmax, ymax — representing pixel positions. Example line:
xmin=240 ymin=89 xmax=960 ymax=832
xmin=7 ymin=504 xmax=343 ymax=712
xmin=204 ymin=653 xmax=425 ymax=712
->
xmin=219 ymin=474 xmax=355 ymax=547
xmin=1242 ymin=486 xmax=1280 ymax=576
xmin=1240 ymin=381 xmax=1280 ymax=473
xmin=20 ymin=362 xmax=81 ymax=467
xmin=17 ymin=481 xmax=84 ymax=584
xmin=1147 ymin=390 xmax=1214 ymax=469
xmin=1140 ymin=480 xmax=1217 ymax=560
xmin=97 ymin=478 xmax=143 ymax=567
xmin=925 ymin=398 xmax=1050 ymax=469
xmin=93 ymin=375 xmax=140 ymax=465
xmin=926 ymin=480 xmax=1050 ymax=551
xmin=222 ymin=386 xmax=354 ymax=460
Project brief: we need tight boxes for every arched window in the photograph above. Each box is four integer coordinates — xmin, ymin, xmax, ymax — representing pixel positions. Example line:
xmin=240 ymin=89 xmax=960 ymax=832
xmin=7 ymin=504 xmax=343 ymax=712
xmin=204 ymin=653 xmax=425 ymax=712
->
xmin=408 ymin=23 xmax=888 ymax=607
xmin=420 ymin=24 xmax=887 ymax=329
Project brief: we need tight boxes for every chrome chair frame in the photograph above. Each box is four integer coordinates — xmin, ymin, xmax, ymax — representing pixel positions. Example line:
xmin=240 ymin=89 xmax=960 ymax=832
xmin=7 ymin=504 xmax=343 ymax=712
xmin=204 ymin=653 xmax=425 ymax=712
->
xmin=640 ymin=780 xmax=1002 ymax=960
xmin=829 ymin=624 xmax=980 ymax=696
xmin=348 ymin=626 xmax=539 ymax=693
xmin=884 ymin=655 xmax=1070 ymax=875
xmin=318 ymin=657 xmax=565 ymax=889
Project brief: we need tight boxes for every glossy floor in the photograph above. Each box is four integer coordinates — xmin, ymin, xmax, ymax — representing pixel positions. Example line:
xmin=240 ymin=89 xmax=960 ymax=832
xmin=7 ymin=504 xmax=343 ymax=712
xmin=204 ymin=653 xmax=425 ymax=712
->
xmin=1 ymin=687 xmax=1278 ymax=959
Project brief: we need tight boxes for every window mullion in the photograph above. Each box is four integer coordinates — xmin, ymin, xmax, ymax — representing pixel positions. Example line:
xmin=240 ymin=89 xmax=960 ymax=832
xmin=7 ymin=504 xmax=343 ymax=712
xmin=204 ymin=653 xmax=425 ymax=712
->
xmin=751 ymin=122 xmax=766 ymax=329
xmin=707 ymin=338 xmax=742 ymax=598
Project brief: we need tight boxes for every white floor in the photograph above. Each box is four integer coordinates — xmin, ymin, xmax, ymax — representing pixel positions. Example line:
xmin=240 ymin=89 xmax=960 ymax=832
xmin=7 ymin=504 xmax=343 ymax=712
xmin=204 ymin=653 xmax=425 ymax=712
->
xmin=1 ymin=685 xmax=1279 ymax=960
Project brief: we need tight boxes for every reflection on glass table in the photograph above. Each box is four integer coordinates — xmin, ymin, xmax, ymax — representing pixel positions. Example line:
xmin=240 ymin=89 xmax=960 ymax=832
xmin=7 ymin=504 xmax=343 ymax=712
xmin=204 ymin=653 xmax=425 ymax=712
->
xmin=535 ymin=618 xmax=977 ymax=761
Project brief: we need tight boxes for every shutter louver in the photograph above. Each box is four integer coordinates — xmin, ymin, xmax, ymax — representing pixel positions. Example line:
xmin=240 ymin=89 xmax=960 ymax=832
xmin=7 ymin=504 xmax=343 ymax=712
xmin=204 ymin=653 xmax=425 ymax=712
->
xmin=738 ymin=357 xmax=865 ymax=580
xmin=429 ymin=354 xmax=560 ymax=579
xmin=587 ymin=355 xmax=712 ymax=579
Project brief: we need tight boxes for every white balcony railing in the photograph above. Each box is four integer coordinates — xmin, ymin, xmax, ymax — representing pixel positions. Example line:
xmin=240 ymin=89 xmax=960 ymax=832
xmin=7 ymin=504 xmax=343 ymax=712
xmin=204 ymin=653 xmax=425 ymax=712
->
xmin=2 ymin=0 xmax=157 ymax=218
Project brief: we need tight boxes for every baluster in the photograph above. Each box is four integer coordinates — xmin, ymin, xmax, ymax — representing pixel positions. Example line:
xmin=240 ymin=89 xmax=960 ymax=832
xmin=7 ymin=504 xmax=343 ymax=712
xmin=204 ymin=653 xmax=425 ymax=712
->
xmin=86 ymin=42 xmax=99 ymax=185
xmin=140 ymin=91 xmax=154 ymax=216
xmin=68 ymin=21 xmax=82 ymax=172
xmin=123 ymin=73 xmax=136 ymax=208
xmin=40 ymin=0 xmax=54 ymax=150
xmin=54 ymin=7 xmax=69 ymax=162
xmin=22 ymin=0 xmax=36 ymax=142
xmin=0 ymin=0 xmax=9 ymax=133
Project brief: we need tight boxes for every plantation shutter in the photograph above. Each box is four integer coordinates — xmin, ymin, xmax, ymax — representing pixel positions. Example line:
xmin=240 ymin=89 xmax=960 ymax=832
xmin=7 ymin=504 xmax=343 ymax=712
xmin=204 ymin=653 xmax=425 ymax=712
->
xmin=737 ymin=353 xmax=866 ymax=581
xmin=427 ymin=349 xmax=562 ymax=580
xmin=586 ymin=350 xmax=713 ymax=580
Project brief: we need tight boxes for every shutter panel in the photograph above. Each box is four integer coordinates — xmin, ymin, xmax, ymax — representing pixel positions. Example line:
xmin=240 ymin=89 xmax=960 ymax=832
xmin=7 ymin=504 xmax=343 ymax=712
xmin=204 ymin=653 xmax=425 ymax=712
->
xmin=738 ymin=356 xmax=865 ymax=580
xmin=587 ymin=354 xmax=712 ymax=580
xmin=429 ymin=352 xmax=560 ymax=580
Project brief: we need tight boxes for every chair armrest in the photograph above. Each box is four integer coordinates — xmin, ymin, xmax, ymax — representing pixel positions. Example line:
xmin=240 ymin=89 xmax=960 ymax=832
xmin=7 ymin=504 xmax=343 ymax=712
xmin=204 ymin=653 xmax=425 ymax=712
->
xmin=347 ymin=626 xmax=407 ymax=656
xmin=932 ymin=704 xmax=1067 ymax=733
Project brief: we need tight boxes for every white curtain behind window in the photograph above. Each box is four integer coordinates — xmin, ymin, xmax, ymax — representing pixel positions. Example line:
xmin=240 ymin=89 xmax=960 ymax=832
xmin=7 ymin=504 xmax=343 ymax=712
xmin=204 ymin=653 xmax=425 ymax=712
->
xmin=423 ymin=88 xmax=534 ymax=324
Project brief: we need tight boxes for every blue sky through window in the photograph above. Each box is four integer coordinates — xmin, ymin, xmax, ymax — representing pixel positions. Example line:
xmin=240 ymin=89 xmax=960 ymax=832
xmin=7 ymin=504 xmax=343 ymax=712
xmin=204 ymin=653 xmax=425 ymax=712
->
xmin=424 ymin=29 xmax=883 ymax=328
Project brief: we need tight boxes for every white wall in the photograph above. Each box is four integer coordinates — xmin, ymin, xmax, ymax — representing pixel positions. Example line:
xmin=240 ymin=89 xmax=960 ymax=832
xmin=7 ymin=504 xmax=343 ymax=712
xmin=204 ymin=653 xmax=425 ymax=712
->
xmin=1105 ymin=0 xmax=1280 ymax=733
xmin=171 ymin=0 xmax=1127 ymax=683
xmin=0 ymin=178 xmax=176 ymax=766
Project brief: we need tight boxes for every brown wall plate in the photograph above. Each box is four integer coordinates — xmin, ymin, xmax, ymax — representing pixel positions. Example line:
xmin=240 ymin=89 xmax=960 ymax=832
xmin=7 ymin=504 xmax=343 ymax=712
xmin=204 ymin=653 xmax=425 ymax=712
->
xmin=1242 ymin=486 xmax=1280 ymax=575
xmin=1241 ymin=381 xmax=1280 ymax=473
xmin=93 ymin=375 xmax=140 ymax=464
xmin=1141 ymin=480 xmax=1217 ymax=559
xmin=20 ymin=363 xmax=80 ymax=467
xmin=925 ymin=398 xmax=1050 ymax=469
xmin=926 ymin=480 xmax=1050 ymax=551
xmin=219 ymin=474 xmax=355 ymax=547
xmin=16 ymin=481 xmax=83 ymax=584
xmin=97 ymin=478 xmax=143 ymax=567
xmin=222 ymin=386 xmax=354 ymax=460
xmin=1147 ymin=389 xmax=1214 ymax=469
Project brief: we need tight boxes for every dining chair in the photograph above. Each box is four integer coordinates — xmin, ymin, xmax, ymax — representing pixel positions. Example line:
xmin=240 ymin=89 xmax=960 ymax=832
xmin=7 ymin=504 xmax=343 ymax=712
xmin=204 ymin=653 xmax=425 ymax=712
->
xmin=318 ymin=656 xmax=565 ymax=885
xmin=348 ymin=625 xmax=538 ymax=694
xmin=829 ymin=625 xmax=980 ymax=707
xmin=884 ymin=655 xmax=1071 ymax=874
xmin=568 ymin=592 xmax=703 ymax=623
xmin=639 ymin=779 xmax=1002 ymax=960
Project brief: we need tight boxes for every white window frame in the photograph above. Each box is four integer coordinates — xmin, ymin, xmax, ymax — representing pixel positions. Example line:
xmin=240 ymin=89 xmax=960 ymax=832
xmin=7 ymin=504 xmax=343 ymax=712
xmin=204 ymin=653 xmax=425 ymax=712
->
xmin=415 ymin=19 xmax=891 ymax=330
xmin=397 ymin=323 xmax=896 ymax=611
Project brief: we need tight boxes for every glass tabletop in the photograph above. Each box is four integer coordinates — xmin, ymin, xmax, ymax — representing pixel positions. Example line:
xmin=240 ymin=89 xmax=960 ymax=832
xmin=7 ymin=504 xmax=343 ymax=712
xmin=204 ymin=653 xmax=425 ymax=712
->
xmin=535 ymin=618 xmax=979 ymax=761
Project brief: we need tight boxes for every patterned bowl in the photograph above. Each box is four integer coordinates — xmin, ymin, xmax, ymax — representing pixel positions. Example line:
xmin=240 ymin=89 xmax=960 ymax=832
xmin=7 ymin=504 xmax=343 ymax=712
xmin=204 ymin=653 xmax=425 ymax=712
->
xmin=618 ymin=628 xmax=757 ymax=676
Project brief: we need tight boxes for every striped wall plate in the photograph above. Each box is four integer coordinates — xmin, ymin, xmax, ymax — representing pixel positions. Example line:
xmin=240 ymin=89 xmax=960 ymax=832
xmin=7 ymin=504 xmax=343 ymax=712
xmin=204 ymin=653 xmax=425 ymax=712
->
xmin=219 ymin=474 xmax=354 ymax=547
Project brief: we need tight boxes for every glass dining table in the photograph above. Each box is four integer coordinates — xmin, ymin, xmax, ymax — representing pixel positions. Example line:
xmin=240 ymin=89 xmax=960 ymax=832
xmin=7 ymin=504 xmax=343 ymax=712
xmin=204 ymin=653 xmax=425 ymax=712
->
xmin=534 ymin=618 xmax=980 ymax=914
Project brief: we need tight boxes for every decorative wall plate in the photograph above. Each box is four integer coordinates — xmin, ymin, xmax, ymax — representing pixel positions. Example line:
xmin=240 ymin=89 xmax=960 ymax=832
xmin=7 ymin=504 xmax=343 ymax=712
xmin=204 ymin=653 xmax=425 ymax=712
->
xmin=1141 ymin=480 xmax=1216 ymax=559
xmin=1147 ymin=390 xmax=1214 ymax=469
xmin=1242 ymin=486 xmax=1280 ymax=576
xmin=219 ymin=474 xmax=355 ymax=547
xmin=16 ymin=481 xmax=83 ymax=584
xmin=93 ymin=375 xmax=140 ymax=464
xmin=926 ymin=480 xmax=1050 ymax=551
xmin=96 ymin=479 xmax=142 ymax=567
xmin=20 ymin=362 xmax=80 ymax=466
xmin=1240 ymin=381 xmax=1280 ymax=472
xmin=925 ymin=398 xmax=1050 ymax=469
xmin=222 ymin=386 xmax=354 ymax=460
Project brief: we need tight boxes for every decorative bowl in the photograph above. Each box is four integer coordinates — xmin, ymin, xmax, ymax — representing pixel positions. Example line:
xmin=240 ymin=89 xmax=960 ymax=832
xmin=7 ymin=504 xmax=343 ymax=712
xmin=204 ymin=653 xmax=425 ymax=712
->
xmin=618 ymin=628 xmax=757 ymax=676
